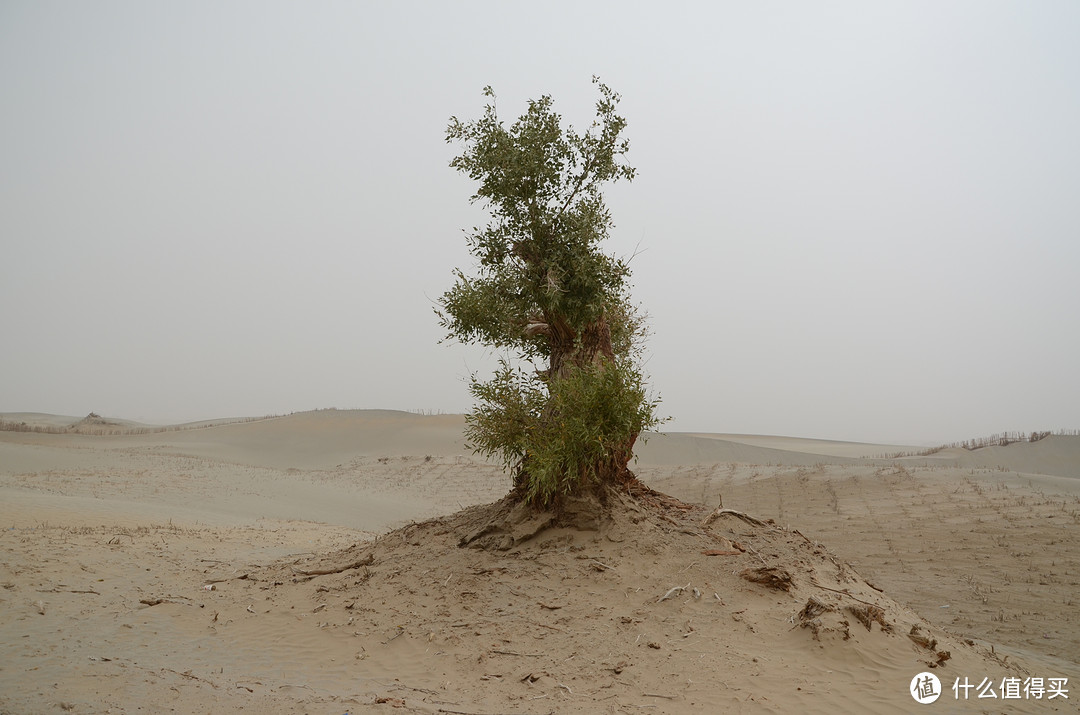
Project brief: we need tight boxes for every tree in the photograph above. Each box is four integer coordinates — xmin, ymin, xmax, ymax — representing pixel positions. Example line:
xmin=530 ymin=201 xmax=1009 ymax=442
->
xmin=438 ymin=78 xmax=662 ymax=508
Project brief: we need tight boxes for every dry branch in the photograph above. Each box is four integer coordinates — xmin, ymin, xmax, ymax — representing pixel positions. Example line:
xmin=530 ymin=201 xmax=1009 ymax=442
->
xmin=808 ymin=578 xmax=879 ymax=607
xmin=290 ymin=553 xmax=373 ymax=576
xmin=702 ymin=507 xmax=768 ymax=528
xmin=139 ymin=597 xmax=203 ymax=608
xmin=204 ymin=574 xmax=251 ymax=584
xmin=658 ymin=583 xmax=690 ymax=602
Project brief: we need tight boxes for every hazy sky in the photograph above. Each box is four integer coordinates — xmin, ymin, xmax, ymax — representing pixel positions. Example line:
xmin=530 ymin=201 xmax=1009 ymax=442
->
xmin=2 ymin=2 xmax=1078 ymax=444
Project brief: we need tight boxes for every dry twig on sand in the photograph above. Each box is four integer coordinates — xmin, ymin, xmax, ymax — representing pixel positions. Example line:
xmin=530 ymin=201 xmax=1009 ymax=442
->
xmin=658 ymin=583 xmax=690 ymax=602
xmin=204 ymin=573 xmax=251 ymax=584
xmin=808 ymin=578 xmax=879 ymax=607
xmin=139 ymin=597 xmax=203 ymax=608
xmin=702 ymin=507 xmax=768 ymax=529
xmin=290 ymin=553 xmax=373 ymax=576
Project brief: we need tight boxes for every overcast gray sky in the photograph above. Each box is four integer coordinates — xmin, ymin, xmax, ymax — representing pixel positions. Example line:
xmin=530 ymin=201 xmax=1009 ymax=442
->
xmin=2 ymin=1 xmax=1078 ymax=444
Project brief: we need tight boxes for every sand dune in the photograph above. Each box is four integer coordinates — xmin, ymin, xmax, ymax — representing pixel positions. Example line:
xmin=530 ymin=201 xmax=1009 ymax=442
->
xmin=1 ymin=410 xmax=1077 ymax=713
xmin=636 ymin=432 xmax=866 ymax=467
xmin=679 ymin=433 xmax=924 ymax=459
xmin=908 ymin=436 xmax=1080 ymax=480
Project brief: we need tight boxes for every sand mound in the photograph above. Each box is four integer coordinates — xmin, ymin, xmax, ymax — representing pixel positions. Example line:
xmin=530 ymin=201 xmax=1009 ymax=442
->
xmin=241 ymin=488 xmax=1024 ymax=713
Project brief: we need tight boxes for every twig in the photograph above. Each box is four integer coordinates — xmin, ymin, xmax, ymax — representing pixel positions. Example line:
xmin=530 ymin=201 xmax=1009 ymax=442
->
xmin=808 ymin=578 xmax=879 ymax=607
xmin=385 ymin=681 xmax=438 ymax=695
xmin=140 ymin=597 xmax=203 ymax=608
xmin=490 ymin=650 xmax=542 ymax=657
xmin=643 ymin=693 xmax=678 ymax=699
xmin=438 ymin=709 xmax=554 ymax=715
xmin=162 ymin=668 xmax=218 ymax=688
xmin=702 ymin=508 xmax=767 ymax=528
xmin=204 ymin=574 xmax=250 ymax=584
xmin=526 ymin=619 xmax=566 ymax=633
xmin=589 ymin=559 xmax=616 ymax=571
xmin=291 ymin=553 xmax=373 ymax=576
xmin=658 ymin=583 xmax=690 ymax=603
xmin=742 ymin=541 xmax=769 ymax=567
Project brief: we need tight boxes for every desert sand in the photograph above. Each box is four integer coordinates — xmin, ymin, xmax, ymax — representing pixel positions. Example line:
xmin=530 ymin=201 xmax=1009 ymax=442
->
xmin=1 ymin=409 xmax=1077 ymax=714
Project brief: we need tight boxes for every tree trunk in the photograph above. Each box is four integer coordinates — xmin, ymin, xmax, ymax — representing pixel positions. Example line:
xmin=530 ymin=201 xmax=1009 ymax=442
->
xmin=513 ymin=313 xmax=638 ymax=502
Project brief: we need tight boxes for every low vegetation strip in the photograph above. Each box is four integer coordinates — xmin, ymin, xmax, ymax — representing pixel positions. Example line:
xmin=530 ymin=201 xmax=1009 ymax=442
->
xmin=876 ymin=429 xmax=1080 ymax=459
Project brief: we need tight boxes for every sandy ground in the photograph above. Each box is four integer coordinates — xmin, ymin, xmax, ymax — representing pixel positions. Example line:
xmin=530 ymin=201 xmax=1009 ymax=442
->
xmin=1 ymin=409 xmax=1077 ymax=714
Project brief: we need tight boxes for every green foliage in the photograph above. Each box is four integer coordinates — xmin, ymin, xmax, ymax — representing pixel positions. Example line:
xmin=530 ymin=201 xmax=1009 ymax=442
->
xmin=465 ymin=357 xmax=660 ymax=506
xmin=440 ymin=78 xmax=636 ymax=361
xmin=440 ymin=78 xmax=662 ymax=506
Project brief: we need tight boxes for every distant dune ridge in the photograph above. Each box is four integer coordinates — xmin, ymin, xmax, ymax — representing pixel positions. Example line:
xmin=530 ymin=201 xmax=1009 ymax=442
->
xmin=1 ymin=409 xmax=1077 ymax=712
xmin=5 ymin=408 xmax=1078 ymax=477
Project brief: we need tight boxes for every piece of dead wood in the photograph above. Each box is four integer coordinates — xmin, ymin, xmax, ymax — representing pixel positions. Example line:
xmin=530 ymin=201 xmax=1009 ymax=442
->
xmin=291 ymin=553 xmax=373 ymax=576
xmin=162 ymin=668 xmax=218 ymax=688
xmin=702 ymin=507 xmax=767 ymax=529
xmin=808 ymin=578 xmax=879 ymax=607
xmin=204 ymin=574 xmax=251 ymax=585
xmin=140 ymin=597 xmax=203 ymax=608
xmin=658 ymin=584 xmax=690 ymax=602
xmin=490 ymin=649 xmax=543 ymax=657
xmin=643 ymin=693 xmax=678 ymax=699
xmin=739 ymin=566 xmax=794 ymax=592
xmin=538 ymin=602 xmax=562 ymax=610
xmin=739 ymin=541 xmax=770 ymax=566
xmin=37 ymin=588 xmax=101 ymax=595
xmin=701 ymin=549 xmax=741 ymax=556
xmin=385 ymin=682 xmax=439 ymax=696
xmin=526 ymin=619 xmax=566 ymax=633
